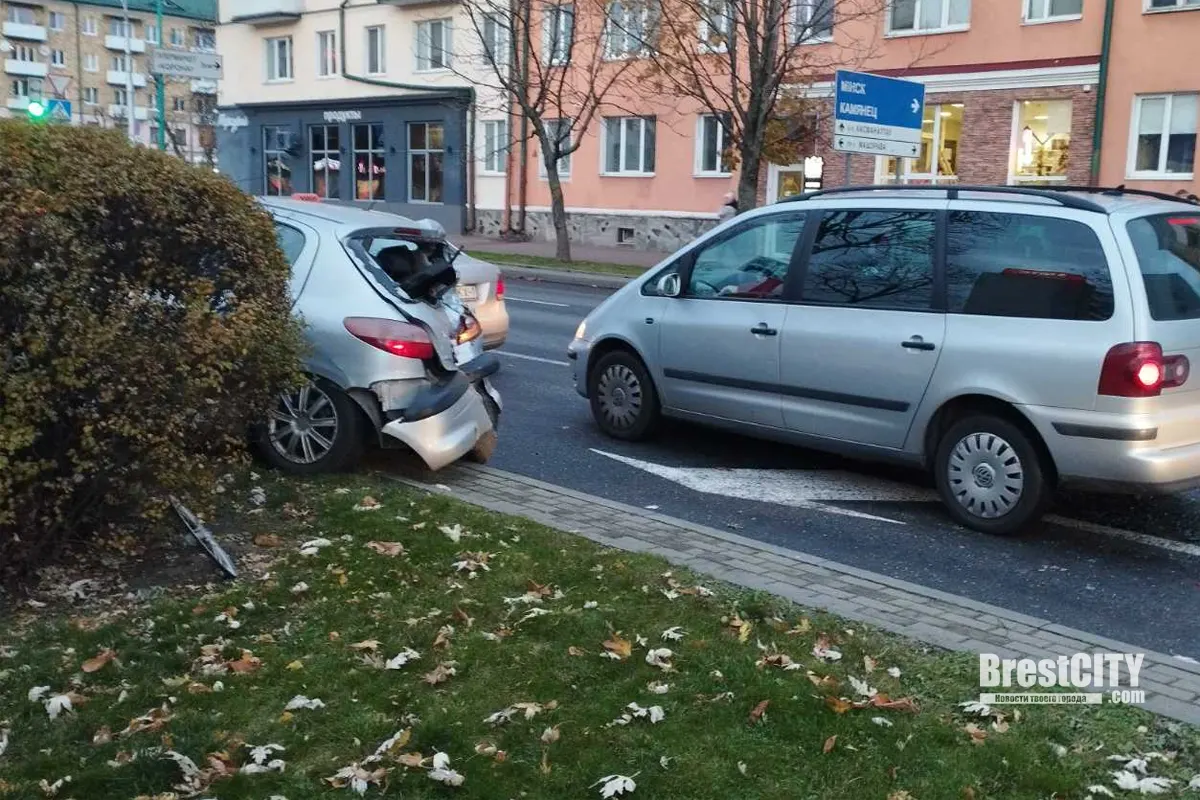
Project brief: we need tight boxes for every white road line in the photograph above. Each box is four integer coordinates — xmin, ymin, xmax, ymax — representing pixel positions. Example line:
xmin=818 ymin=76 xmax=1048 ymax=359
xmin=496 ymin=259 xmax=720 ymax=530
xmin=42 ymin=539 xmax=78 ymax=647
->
xmin=1044 ymin=514 xmax=1200 ymax=558
xmin=505 ymin=296 xmax=570 ymax=307
xmin=498 ymin=351 xmax=570 ymax=366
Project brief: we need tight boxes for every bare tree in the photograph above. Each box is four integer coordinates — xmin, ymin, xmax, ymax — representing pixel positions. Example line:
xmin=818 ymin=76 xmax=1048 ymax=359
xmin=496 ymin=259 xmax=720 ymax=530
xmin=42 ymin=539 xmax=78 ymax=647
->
xmin=454 ymin=0 xmax=644 ymax=261
xmin=640 ymin=0 xmax=898 ymax=211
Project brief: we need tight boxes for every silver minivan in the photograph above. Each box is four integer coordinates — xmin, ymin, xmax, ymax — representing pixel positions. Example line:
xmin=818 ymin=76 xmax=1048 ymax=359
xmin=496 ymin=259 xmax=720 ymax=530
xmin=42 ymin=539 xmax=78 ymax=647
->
xmin=568 ymin=186 xmax=1200 ymax=534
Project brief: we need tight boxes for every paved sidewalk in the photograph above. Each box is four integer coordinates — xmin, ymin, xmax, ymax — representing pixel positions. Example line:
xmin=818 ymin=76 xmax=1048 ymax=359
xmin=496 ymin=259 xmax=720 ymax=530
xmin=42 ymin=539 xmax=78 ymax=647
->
xmin=458 ymin=235 xmax=668 ymax=268
xmin=390 ymin=462 xmax=1200 ymax=726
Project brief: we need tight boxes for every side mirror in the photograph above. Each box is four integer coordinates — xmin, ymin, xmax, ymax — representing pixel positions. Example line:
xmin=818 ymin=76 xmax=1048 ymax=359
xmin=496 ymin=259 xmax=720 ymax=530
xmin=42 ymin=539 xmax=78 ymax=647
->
xmin=656 ymin=273 xmax=682 ymax=298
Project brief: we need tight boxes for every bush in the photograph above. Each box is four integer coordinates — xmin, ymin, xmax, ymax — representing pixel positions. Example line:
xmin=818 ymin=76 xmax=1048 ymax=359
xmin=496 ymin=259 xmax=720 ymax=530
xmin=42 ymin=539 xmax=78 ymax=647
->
xmin=0 ymin=120 xmax=305 ymax=577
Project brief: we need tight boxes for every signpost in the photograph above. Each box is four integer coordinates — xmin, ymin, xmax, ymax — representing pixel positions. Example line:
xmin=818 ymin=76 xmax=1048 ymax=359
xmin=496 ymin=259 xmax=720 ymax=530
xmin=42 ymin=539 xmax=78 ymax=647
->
xmin=149 ymin=49 xmax=223 ymax=81
xmin=45 ymin=99 xmax=72 ymax=122
xmin=833 ymin=70 xmax=926 ymax=185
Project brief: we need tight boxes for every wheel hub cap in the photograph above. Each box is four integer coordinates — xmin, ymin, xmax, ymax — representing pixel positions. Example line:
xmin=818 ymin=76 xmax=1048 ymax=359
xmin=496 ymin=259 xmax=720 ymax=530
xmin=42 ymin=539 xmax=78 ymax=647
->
xmin=947 ymin=432 xmax=1024 ymax=520
xmin=597 ymin=365 xmax=642 ymax=429
xmin=972 ymin=463 xmax=995 ymax=489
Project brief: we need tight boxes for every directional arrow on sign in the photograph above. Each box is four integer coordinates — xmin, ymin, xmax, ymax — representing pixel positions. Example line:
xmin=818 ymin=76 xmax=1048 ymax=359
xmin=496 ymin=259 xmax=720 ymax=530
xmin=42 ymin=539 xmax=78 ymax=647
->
xmin=591 ymin=449 xmax=938 ymax=525
xmin=911 ymin=99 xmax=920 ymax=114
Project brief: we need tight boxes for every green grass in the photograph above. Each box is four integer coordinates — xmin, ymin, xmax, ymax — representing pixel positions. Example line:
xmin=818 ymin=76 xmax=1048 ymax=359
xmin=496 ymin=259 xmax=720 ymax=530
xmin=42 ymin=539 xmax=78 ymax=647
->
xmin=1 ymin=472 xmax=1197 ymax=799
xmin=468 ymin=250 xmax=648 ymax=278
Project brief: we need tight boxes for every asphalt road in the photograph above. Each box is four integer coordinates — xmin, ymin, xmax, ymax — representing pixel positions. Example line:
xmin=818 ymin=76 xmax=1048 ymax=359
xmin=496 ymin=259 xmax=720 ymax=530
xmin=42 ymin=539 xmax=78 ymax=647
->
xmin=485 ymin=280 xmax=1200 ymax=659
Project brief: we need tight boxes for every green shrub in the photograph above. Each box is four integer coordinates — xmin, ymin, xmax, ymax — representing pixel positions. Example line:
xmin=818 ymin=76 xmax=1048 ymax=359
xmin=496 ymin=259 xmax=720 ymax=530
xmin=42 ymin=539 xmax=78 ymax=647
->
xmin=0 ymin=120 xmax=305 ymax=577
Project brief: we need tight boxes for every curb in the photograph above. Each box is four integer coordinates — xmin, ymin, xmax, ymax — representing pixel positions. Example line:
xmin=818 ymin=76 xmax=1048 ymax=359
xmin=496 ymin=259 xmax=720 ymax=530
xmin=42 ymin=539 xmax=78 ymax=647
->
xmin=494 ymin=264 xmax=636 ymax=290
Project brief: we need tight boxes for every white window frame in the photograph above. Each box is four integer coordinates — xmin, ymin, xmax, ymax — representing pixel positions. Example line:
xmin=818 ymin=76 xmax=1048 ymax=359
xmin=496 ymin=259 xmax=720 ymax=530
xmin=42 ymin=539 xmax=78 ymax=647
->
xmin=408 ymin=122 xmax=445 ymax=204
xmin=113 ymin=87 xmax=128 ymax=106
xmin=83 ymin=87 xmax=99 ymax=105
xmin=5 ymin=5 xmax=34 ymax=24
xmin=51 ymin=49 xmax=66 ymax=67
xmin=875 ymin=102 xmax=960 ymax=184
xmin=1145 ymin=0 xmax=1200 ymax=11
xmin=543 ymin=4 xmax=575 ymax=65
xmin=603 ymin=0 xmax=653 ymax=60
xmin=366 ymin=26 xmax=386 ymax=75
xmin=146 ymin=24 xmax=159 ymax=44
xmin=173 ymin=96 xmax=187 ymax=112
xmin=193 ymin=28 xmax=215 ymax=50
xmin=416 ymin=19 xmax=452 ymax=72
xmin=317 ymin=30 xmax=337 ymax=77
xmin=694 ymin=113 xmax=732 ymax=176
xmin=84 ymin=53 xmax=99 ymax=72
xmin=482 ymin=13 xmax=510 ymax=67
xmin=1007 ymin=99 xmax=1073 ymax=184
xmin=792 ymin=0 xmax=834 ymax=44
xmin=482 ymin=119 xmax=509 ymax=174
xmin=48 ymin=11 xmax=65 ymax=30
xmin=82 ymin=16 xmax=98 ymax=35
xmin=697 ymin=0 xmax=731 ymax=53
xmin=107 ymin=17 xmax=132 ymax=38
xmin=13 ymin=44 xmax=36 ymax=63
xmin=1127 ymin=93 xmax=1198 ymax=180
xmin=110 ymin=53 xmax=132 ymax=72
xmin=886 ymin=0 xmax=971 ymax=35
xmin=539 ymin=118 xmax=572 ymax=179
xmin=600 ymin=115 xmax=656 ymax=176
xmin=170 ymin=27 xmax=185 ymax=46
xmin=1023 ymin=0 xmax=1083 ymax=23
xmin=265 ymin=36 xmax=293 ymax=82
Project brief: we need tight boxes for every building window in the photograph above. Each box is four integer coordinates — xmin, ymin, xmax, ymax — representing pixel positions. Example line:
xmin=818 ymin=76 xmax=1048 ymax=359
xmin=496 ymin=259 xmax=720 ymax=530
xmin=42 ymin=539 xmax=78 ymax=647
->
xmin=147 ymin=24 xmax=159 ymax=44
xmin=697 ymin=0 xmax=731 ymax=51
xmin=353 ymin=123 xmax=386 ymax=200
xmin=113 ymin=87 xmax=128 ymax=106
xmin=173 ymin=96 xmax=187 ymax=111
xmin=1024 ymin=0 xmax=1082 ymax=21
xmin=604 ymin=0 xmax=654 ymax=59
xmin=317 ymin=30 xmax=337 ymax=77
xmin=793 ymin=0 xmax=834 ymax=42
xmin=880 ymin=102 xmax=962 ymax=184
xmin=540 ymin=118 xmax=572 ymax=177
xmin=696 ymin=113 xmax=732 ymax=175
xmin=888 ymin=0 xmax=970 ymax=33
xmin=51 ymin=49 xmax=65 ymax=67
xmin=84 ymin=53 xmax=99 ymax=72
xmin=543 ymin=4 xmax=575 ymax=65
xmin=311 ymin=125 xmax=342 ymax=199
xmin=83 ymin=87 xmax=99 ymax=105
xmin=482 ymin=13 xmax=509 ymax=66
xmin=483 ymin=119 xmax=509 ymax=174
xmin=49 ymin=11 xmax=65 ymax=30
xmin=82 ymin=16 xmax=98 ymax=35
xmin=1148 ymin=0 xmax=1200 ymax=9
xmin=416 ymin=20 xmax=451 ymax=71
xmin=1130 ymin=94 xmax=1198 ymax=178
xmin=266 ymin=36 xmax=293 ymax=81
xmin=170 ymin=27 xmax=184 ymax=46
xmin=408 ymin=122 xmax=444 ymax=203
xmin=193 ymin=28 xmax=215 ymax=50
xmin=264 ymin=126 xmax=294 ymax=197
xmin=13 ymin=44 xmax=36 ymax=62
xmin=366 ymin=26 xmax=386 ymax=74
xmin=603 ymin=116 xmax=656 ymax=175
xmin=5 ymin=5 xmax=35 ymax=24
xmin=10 ymin=78 xmax=31 ymax=99
xmin=110 ymin=54 xmax=133 ymax=72
xmin=1011 ymin=99 xmax=1071 ymax=182
xmin=107 ymin=17 xmax=133 ymax=38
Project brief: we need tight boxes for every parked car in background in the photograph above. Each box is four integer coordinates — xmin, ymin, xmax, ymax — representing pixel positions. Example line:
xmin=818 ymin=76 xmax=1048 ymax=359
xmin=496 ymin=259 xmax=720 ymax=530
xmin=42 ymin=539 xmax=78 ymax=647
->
xmin=451 ymin=248 xmax=509 ymax=350
xmin=256 ymin=196 xmax=501 ymax=474
xmin=569 ymin=185 xmax=1200 ymax=535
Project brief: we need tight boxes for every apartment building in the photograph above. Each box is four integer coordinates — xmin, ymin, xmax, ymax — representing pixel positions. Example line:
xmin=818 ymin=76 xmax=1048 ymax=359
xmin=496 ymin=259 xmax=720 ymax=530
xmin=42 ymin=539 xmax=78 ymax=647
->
xmin=2 ymin=0 xmax=217 ymax=158
xmin=216 ymin=0 xmax=509 ymax=235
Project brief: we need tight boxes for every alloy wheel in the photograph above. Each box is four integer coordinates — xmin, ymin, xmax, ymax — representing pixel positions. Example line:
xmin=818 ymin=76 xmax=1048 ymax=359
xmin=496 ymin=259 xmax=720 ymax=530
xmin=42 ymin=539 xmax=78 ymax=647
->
xmin=268 ymin=382 xmax=340 ymax=465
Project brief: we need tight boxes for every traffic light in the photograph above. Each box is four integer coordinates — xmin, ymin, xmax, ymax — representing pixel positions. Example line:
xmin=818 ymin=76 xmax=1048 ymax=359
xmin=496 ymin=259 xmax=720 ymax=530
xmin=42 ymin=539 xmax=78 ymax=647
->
xmin=26 ymin=100 xmax=46 ymax=120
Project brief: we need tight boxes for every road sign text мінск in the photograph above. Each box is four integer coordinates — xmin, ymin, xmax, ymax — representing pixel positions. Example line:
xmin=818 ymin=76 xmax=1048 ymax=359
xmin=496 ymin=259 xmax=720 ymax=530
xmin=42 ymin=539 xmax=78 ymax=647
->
xmin=833 ymin=70 xmax=926 ymax=160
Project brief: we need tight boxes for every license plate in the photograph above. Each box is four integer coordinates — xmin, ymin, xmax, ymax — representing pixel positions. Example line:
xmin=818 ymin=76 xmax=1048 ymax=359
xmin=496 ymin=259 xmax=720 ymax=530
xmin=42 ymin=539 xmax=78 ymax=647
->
xmin=457 ymin=284 xmax=478 ymax=302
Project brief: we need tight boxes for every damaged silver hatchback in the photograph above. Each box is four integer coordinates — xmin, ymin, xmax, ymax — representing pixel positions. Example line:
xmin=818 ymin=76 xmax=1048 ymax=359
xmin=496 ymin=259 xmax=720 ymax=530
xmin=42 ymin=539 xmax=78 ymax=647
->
xmin=253 ymin=196 xmax=501 ymax=474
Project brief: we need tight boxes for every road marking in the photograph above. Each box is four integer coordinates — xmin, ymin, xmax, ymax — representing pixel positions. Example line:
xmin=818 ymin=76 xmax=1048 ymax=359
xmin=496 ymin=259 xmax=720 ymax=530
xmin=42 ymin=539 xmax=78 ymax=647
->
xmin=1045 ymin=514 xmax=1200 ymax=558
xmin=505 ymin=296 xmax=570 ymax=307
xmin=498 ymin=351 xmax=570 ymax=366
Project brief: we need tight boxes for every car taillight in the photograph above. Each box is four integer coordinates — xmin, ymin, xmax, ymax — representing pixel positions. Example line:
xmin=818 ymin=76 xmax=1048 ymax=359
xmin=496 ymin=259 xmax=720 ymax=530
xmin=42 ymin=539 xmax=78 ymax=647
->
xmin=1098 ymin=342 xmax=1190 ymax=397
xmin=495 ymin=275 xmax=506 ymax=298
xmin=343 ymin=317 xmax=435 ymax=360
xmin=455 ymin=312 xmax=482 ymax=344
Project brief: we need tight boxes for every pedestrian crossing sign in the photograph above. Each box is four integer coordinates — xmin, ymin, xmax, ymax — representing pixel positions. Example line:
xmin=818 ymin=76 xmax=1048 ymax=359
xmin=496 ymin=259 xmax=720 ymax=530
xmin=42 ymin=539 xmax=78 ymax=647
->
xmin=46 ymin=99 xmax=71 ymax=122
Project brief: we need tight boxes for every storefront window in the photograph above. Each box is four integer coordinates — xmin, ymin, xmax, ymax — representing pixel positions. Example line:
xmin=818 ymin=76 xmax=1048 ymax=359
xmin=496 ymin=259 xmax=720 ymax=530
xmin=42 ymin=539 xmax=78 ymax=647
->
xmin=409 ymin=122 xmax=445 ymax=204
xmin=311 ymin=125 xmax=341 ymax=199
xmin=1012 ymin=99 xmax=1071 ymax=182
xmin=353 ymin=123 xmax=386 ymax=201
xmin=880 ymin=102 xmax=962 ymax=184
xmin=263 ymin=126 xmax=293 ymax=197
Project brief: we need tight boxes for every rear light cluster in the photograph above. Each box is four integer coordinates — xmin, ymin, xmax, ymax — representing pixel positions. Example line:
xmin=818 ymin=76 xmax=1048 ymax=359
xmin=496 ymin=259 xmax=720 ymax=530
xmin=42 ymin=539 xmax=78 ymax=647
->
xmin=455 ymin=312 xmax=482 ymax=345
xmin=343 ymin=317 xmax=435 ymax=361
xmin=1099 ymin=342 xmax=1190 ymax=397
xmin=495 ymin=274 xmax=506 ymax=299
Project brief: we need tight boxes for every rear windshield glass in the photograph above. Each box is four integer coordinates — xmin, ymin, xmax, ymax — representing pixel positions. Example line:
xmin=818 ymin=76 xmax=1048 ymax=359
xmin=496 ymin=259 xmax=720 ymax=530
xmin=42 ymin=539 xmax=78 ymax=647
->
xmin=347 ymin=231 xmax=459 ymax=303
xmin=1128 ymin=213 xmax=1200 ymax=321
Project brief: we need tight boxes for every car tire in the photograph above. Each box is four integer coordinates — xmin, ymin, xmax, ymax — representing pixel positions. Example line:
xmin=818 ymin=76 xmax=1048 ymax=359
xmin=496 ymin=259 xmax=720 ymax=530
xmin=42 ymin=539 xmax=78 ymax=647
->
xmin=933 ymin=414 xmax=1052 ymax=536
xmin=256 ymin=378 xmax=366 ymax=475
xmin=589 ymin=350 xmax=660 ymax=441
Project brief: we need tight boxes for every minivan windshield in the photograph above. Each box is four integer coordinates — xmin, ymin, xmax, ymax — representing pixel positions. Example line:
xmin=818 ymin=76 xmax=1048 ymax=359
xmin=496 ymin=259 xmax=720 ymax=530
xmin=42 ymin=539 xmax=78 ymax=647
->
xmin=1128 ymin=213 xmax=1200 ymax=321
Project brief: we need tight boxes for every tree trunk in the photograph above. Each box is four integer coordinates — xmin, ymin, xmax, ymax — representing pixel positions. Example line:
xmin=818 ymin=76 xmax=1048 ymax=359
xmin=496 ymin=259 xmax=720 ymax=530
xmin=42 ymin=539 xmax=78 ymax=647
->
xmin=545 ymin=164 xmax=571 ymax=262
xmin=737 ymin=145 xmax=763 ymax=213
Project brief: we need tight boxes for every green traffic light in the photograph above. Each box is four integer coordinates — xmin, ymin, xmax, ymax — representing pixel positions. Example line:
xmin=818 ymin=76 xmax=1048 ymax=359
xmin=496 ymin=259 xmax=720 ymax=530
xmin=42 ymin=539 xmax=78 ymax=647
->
xmin=27 ymin=101 xmax=46 ymax=118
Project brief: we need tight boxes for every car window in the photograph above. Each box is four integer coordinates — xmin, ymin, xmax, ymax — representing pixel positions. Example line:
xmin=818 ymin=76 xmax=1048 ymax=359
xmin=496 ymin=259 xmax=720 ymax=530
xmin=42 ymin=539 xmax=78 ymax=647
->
xmin=686 ymin=213 xmax=806 ymax=300
xmin=946 ymin=211 xmax=1113 ymax=321
xmin=1128 ymin=213 xmax=1200 ymax=321
xmin=274 ymin=223 xmax=307 ymax=267
xmin=800 ymin=210 xmax=935 ymax=310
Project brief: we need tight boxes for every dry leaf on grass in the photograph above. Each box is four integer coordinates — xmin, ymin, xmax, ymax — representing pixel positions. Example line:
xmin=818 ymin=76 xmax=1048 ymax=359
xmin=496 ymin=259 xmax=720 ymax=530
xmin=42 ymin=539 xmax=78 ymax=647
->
xmin=823 ymin=735 xmax=838 ymax=754
xmin=350 ymin=640 xmax=381 ymax=652
xmin=592 ymin=774 xmax=637 ymax=798
xmin=644 ymin=648 xmax=674 ymax=671
xmin=386 ymin=648 xmax=421 ymax=670
xmin=253 ymin=533 xmax=283 ymax=548
xmin=541 ymin=725 xmax=561 ymax=745
xmin=756 ymin=652 xmax=802 ymax=671
xmin=963 ymin=723 xmax=988 ymax=745
xmin=354 ymin=496 xmax=382 ymax=511
xmin=81 ymin=649 xmax=116 ymax=674
xmin=863 ymin=655 xmax=878 ymax=673
xmin=227 ymin=651 xmax=262 ymax=674
xmin=284 ymin=695 xmax=326 ymax=711
xmin=325 ymin=763 xmax=390 ymax=794
xmin=568 ymin=646 xmax=587 ymax=657
xmin=602 ymin=635 xmax=632 ymax=661
xmin=812 ymin=636 xmax=843 ymax=662
xmin=748 ymin=699 xmax=770 ymax=724
xmin=726 ymin=614 xmax=752 ymax=643
xmin=120 ymin=705 xmax=174 ymax=737
xmin=366 ymin=541 xmax=405 ymax=557
xmin=826 ymin=696 xmax=853 ymax=715
xmin=423 ymin=662 xmax=457 ymax=685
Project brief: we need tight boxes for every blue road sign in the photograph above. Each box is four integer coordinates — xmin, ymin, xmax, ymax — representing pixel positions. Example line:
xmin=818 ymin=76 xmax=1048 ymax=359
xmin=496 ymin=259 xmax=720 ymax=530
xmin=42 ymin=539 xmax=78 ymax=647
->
xmin=46 ymin=99 xmax=72 ymax=122
xmin=833 ymin=70 xmax=926 ymax=158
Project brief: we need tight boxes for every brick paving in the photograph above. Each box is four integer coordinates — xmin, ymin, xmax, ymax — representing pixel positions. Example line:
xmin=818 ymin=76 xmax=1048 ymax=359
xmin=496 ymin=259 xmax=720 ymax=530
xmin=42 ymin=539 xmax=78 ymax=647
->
xmin=388 ymin=463 xmax=1200 ymax=726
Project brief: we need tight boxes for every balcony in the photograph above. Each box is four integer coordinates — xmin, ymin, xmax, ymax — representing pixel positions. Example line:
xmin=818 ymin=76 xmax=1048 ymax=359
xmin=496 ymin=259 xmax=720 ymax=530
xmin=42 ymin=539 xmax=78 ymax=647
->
xmin=105 ymin=34 xmax=146 ymax=53
xmin=109 ymin=104 xmax=150 ymax=121
xmin=107 ymin=70 xmax=147 ymax=88
xmin=7 ymin=96 xmax=32 ymax=111
xmin=2 ymin=21 xmax=47 ymax=41
xmin=190 ymin=79 xmax=217 ymax=94
xmin=5 ymin=59 xmax=48 ymax=78
xmin=229 ymin=0 xmax=302 ymax=25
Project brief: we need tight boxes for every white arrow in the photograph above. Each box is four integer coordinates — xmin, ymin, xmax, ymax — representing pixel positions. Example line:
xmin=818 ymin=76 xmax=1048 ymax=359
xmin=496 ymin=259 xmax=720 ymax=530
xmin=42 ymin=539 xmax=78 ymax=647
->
xmin=911 ymin=99 xmax=920 ymax=114
xmin=590 ymin=449 xmax=937 ymax=525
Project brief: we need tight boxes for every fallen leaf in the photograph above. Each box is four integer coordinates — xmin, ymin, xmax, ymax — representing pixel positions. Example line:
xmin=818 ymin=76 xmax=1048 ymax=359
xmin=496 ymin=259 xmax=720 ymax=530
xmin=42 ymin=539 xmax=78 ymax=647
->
xmin=825 ymin=696 xmax=853 ymax=715
xmin=439 ymin=523 xmax=464 ymax=542
xmin=872 ymin=716 xmax=894 ymax=727
xmin=871 ymin=695 xmax=920 ymax=714
xmin=748 ymin=699 xmax=770 ymax=724
xmin=227 ymin=652 xmax=262 ymax=674
xmin=593 ymin=774 xmax=637 ymax=798
xmin=964 ymin=723 xmax=987 ymax=745
xmin=888 ymin=792 xmax=915 ymax=800
xmin=812 ymin=636 xmax=842 ymax=662
xmin=91 ymin=726 xmax=112 ymax=745
xmin=119 ymin=705 xmax=174 ymax=737
xmin=354 ymin=496 xmax=382 ymax=511
xmin=386 ymin=648 xmax=421 ymax=670
xmin=644 ymin=648 xmax=673 ymax=671
xmin=807 ymin=670 xmax=839 ymax=689
xmin=81 ymin=649 xmax=117 ymax=674
xmin=568 ymin=646 xmax=587 ymax=657
xmin=727 ymin=614 xmax=752 ymax=643
xmin=423 ymin=662 xmax=457 ymax=685
xmin=350 ymin=639 xmax=381 ymax=652
xmin=284 ymin=695 xmax=326 ymax=711
xmin=603 ymin=635 xmax=632 ymax=661
xmin=366 ymin=541 xmax=404 ymax=557
xmin=823 ymin=734 xmax=838 ymax=754
xmin=737 ymin=761 xmax=748 ymax=776
xmin=887 ymin=666 xmax=903 ymax=678
xmin=786 ymin=618 xmax=812 ymax=635
xmin=961 ymin=787 xmax=976 ymax=800
xmin=285 ymin=660 xmax=304 ymax=671
xmin=863 ymin=655 xmax=878 ymax=673
xmin=660 ymin=626 xmax=685 ymax=642
xmin=541 ymin=725 xmax=561 ymax=745
xmin=253 ymin=533 xmax=283 ymax=548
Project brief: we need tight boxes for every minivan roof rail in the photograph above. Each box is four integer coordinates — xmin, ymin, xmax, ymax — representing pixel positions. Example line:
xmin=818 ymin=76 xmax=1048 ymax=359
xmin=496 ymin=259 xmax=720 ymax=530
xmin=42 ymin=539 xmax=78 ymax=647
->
xmin=780 ymin=184 xmax=1107 ymax=213
xmin=1045 ymin=184 xmax=1200 ymax=206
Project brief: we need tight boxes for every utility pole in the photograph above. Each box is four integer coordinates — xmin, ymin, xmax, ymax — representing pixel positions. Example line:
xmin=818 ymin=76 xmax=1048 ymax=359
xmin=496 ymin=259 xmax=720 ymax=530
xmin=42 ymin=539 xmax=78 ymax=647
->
xmin=121 ymin=0 xmax=135 ymax=141
xmin=156 ymin=0 xmax=166 ymax=150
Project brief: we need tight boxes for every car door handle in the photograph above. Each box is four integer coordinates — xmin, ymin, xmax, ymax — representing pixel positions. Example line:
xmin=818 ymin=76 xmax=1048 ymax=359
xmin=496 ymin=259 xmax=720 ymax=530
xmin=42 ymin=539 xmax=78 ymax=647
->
xmin=901 ymin=337 xmax=936 ymax=351
xmin=750 ymin=323 xmax=777 ymax=336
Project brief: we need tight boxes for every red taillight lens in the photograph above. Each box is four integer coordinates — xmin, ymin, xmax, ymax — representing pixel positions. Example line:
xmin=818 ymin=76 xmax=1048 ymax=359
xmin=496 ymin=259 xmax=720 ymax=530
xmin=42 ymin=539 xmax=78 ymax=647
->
xmin=495 ymin=275 xmax=505 ymax=298
xmin=1099 ymin=342 xmax=1189 ymax=397
xmin=343 ymin=317 xmax=435 ymax=360
xmin=456 ymin=312 xmax=482 ymax=344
